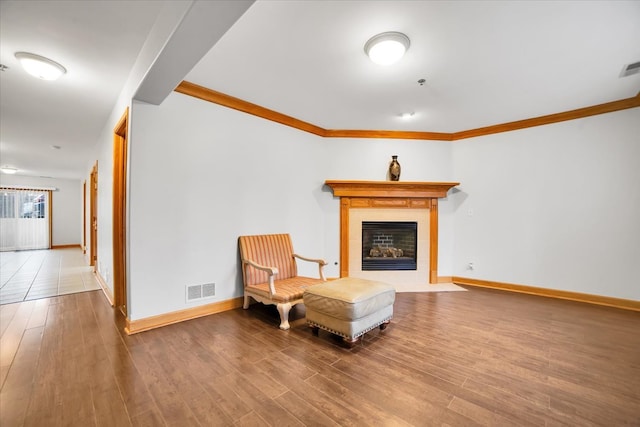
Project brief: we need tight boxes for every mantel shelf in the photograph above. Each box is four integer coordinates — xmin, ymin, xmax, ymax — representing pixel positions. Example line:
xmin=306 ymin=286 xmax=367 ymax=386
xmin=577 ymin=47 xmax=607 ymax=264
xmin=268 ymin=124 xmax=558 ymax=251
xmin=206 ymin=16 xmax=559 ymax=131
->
xmin=324 ymin=180 xmax=459 ymax=199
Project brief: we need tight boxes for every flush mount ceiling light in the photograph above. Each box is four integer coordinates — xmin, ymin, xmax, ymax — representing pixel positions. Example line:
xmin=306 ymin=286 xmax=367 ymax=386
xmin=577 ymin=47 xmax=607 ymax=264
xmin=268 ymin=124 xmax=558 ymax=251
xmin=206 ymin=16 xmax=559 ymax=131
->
xmin=15 ymin=52 xmax=66 ymax=81
xmin=364 ymin=31 xmax=410 ymax=65
xmin=1 ymin=166 xmax=18 ymax=174
xmin=400 ymin=112 xmax=415 ymax=120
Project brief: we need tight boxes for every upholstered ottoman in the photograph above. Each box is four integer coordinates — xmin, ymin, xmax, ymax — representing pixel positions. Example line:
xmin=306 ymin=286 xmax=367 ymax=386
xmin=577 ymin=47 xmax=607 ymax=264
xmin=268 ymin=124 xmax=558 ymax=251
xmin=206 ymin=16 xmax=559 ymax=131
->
xmin=303 ymin=277 xmax=395 ymax=345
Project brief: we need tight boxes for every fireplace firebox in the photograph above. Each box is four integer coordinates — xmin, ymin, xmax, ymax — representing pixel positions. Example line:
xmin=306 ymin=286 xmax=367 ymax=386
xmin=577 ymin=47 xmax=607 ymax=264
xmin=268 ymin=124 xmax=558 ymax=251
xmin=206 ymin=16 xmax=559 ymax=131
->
xmin=362 ymin=221 xmax=417 ymax=271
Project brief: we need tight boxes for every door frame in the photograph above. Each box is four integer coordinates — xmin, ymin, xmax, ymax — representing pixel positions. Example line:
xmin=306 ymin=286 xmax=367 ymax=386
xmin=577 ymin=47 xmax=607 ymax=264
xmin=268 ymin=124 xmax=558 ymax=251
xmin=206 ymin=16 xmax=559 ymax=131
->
xmin=83 ymin=180 xmax=86 ymax=254
xmin=113 ymin=109 xmax=128 ymax=315
xmin=90 ymin=162 xmax=98 ymax=269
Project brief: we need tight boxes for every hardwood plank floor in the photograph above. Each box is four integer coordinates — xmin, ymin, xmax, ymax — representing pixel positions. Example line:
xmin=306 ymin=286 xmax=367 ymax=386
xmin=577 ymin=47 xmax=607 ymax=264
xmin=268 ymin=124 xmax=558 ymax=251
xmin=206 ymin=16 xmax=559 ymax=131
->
xmin=0 ymin=287 xmax=638 ymax=426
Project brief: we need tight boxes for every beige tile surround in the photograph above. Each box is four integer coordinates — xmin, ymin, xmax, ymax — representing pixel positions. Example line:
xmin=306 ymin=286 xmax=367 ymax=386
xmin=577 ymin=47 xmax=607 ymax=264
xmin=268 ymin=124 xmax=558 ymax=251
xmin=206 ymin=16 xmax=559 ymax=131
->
xmin=349 ymin=208 xmax=430 ymax=286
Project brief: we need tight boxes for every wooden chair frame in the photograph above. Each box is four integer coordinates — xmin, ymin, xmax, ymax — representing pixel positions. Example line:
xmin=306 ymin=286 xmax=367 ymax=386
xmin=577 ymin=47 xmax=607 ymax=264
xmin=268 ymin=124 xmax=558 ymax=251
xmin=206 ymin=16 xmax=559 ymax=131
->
xmin=239 ymin=234 xmax=327 ymax=330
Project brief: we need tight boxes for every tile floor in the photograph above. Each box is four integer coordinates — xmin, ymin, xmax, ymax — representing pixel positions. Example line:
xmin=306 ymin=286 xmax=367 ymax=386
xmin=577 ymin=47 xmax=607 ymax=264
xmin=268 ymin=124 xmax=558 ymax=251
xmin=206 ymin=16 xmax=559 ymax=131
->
xmin=0 ymin=248 xmax=100 ymax=305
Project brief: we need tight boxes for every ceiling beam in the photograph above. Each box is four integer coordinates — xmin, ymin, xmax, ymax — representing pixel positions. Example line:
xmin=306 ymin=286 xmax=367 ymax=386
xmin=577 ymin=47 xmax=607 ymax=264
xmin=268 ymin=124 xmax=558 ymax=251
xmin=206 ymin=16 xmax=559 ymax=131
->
xmin=134 ymin=0 xmax=255 ymax=105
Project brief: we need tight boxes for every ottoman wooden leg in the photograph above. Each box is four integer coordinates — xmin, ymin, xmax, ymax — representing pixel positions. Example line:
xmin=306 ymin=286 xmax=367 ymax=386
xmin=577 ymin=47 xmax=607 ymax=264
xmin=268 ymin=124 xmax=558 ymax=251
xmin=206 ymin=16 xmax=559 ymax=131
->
xmin=343 ymin=337 xmax=359 ymax=348
xmin=310 ymin=326 xmax=319 ymax=336
xmin=379 ymin=321 xmax=390 ymax=331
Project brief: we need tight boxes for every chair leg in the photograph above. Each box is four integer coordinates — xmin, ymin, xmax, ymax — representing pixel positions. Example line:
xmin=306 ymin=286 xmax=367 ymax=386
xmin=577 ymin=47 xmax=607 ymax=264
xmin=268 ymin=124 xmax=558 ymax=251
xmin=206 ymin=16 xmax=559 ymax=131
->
xmin=243 ymin=294 xmax=251 ymax=309
xmin=276 ymin=302 xmax=292 ymax=330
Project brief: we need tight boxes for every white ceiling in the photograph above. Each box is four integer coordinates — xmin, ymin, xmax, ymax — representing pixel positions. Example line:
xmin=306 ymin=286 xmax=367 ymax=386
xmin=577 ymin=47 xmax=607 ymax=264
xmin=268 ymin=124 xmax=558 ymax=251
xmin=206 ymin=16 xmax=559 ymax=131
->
xmin=0 ymin=0 xmax=164 ymax=180
xmin=1 ymin=0 xmax=639 ymax=180
xmin=186 ymin=0 xmax=640 ymax=131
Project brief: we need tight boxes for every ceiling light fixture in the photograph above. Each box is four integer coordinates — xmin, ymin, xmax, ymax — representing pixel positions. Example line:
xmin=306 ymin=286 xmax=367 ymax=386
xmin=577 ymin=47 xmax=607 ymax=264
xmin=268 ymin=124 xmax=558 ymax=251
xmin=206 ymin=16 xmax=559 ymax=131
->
xmin=364 ymin=32 xmax=410 ymax=66
xmin=15 ymin=52 xmax=66 ymax=81
xmin=400 ymin=112 xmax=415 ymax=120
xmin=1 ymin=166 xmax=18 ymax=174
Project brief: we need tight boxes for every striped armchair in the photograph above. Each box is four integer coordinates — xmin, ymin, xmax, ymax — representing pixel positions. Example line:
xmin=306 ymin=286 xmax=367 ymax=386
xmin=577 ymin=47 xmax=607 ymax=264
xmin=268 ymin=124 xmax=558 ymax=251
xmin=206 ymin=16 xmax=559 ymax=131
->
xmin=238 ymin=234 xmax=327 ymax=330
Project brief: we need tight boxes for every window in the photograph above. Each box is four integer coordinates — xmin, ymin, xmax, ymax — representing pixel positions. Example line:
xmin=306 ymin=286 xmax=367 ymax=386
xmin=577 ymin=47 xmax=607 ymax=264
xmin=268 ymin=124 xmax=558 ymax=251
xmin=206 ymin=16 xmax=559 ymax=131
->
xmin=19 ymin=192 xmax=46 ymax=218
xmin=0 ymin=188 xmax=50 ymax=251
xmin=0 ymin=192 xmax=16 ymax=218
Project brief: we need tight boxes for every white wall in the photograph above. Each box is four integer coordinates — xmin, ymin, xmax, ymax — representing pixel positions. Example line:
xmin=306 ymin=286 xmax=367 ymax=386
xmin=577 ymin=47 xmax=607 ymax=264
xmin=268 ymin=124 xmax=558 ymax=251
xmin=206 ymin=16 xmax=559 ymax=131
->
xmin=102 ymin=82 xmax=640 ymax=322
xmin=128 ymin=92 xmax=457 ymax=320
xmin=85 ymin=1 xmax=195 ymax=295
xmin=0 ymin=175 xmax=82 ymax=246
xmin=128 ymin=93 xmax=639 ymax=321
xmin=129 ymin=93 xmax=324 ymax=319
xmin=452 ymin=108 xmax=640 ymax=300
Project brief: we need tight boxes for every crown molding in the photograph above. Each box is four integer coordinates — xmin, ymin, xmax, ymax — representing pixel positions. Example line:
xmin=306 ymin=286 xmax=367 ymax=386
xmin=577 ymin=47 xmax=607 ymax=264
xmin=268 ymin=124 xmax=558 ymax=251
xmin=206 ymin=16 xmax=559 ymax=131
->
xmin=175 ymin=81 xmax=640 ymax=141
xmin=451 ymin=95 xmax=640 ymax=140
xmin=175 ymin=81 xmax=326 ymax=136
xmin=323 ymin=129 xmax=452 ymax=141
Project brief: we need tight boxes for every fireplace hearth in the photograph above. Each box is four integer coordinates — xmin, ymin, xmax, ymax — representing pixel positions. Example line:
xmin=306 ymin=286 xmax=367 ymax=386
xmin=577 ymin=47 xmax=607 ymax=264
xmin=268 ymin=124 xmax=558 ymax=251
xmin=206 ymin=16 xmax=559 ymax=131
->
xmin=362 ymin=221 xmax=417 ymax=271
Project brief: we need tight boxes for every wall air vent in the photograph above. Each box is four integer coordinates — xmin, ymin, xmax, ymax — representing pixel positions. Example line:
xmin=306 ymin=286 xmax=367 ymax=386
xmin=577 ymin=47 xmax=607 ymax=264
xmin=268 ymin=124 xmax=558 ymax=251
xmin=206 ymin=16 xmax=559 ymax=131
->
xmin=620 ymin=61 xmax=640 ymax=77
xmin=186 ymin=283 xmax=215 ymax=302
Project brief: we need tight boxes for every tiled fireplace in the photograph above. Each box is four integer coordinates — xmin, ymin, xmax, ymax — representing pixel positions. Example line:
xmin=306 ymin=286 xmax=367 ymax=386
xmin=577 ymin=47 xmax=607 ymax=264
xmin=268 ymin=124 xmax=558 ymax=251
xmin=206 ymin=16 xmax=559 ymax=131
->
xmin=324 ymin=180 xmax=459 ymax=284
xmin=349 ymin=207 xmax=429 ymax=285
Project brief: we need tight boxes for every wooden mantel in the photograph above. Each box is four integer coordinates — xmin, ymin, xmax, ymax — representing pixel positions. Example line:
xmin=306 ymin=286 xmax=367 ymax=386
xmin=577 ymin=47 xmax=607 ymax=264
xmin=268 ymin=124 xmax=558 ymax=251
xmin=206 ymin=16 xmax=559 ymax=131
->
xmin=325 ymin=180 xmax=460 ymax=282
xmin=324 ymin=180 xmax=459 ymax=199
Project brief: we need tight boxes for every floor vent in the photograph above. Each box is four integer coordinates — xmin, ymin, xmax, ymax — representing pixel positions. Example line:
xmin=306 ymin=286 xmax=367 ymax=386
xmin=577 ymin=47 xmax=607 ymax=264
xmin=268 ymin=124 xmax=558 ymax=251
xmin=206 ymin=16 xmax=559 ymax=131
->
xmin=186 ymin=283 xmax=215 ymax=302
xmin=620 ymin=61 xmax=640 ymax=77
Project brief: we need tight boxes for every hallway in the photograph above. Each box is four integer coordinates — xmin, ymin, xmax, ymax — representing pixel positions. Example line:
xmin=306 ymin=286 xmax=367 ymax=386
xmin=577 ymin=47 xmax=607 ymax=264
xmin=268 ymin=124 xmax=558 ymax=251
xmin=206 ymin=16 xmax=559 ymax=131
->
xmin=0 ymin=248 xmax=100 ymax=305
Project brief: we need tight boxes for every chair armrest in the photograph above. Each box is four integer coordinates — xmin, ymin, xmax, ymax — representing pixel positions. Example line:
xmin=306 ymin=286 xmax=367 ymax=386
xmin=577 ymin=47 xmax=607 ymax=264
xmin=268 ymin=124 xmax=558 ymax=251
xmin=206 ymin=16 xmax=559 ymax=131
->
xmin=243 ymin=259 xmax=279 ymax=276
xmin=243 ymin=259 xmax=278 ymax=296
xmin=293 ymin=253 xmax=327 ymax=265
xmin=293 ymin=253 xmax=327 ymax=281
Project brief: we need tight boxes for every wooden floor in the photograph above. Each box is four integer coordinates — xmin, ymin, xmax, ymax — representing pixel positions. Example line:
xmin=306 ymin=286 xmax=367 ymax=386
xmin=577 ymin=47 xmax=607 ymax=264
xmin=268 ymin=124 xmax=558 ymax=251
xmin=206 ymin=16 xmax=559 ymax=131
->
xmin=1 ymin=287 xmax=639 ymax=426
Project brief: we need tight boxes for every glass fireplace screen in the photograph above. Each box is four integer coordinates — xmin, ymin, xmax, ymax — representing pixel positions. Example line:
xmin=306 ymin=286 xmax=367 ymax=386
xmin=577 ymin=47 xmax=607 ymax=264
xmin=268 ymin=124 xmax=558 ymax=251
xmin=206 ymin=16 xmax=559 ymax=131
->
xmin=362 ymin=221 xmax=417 ymax=271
